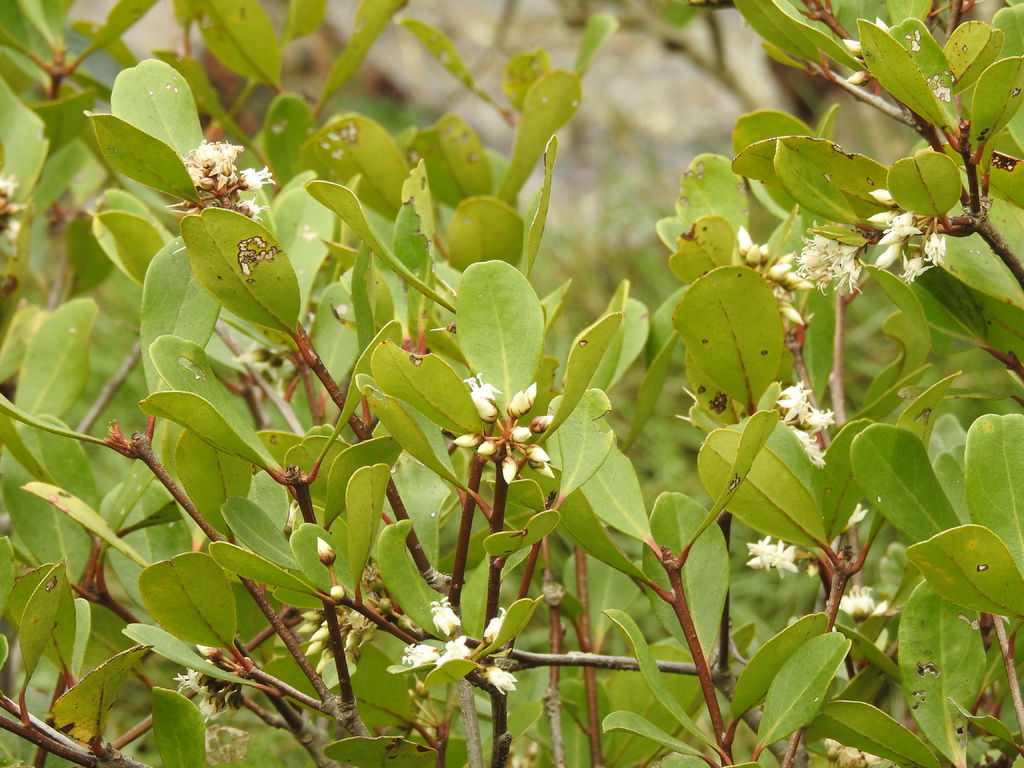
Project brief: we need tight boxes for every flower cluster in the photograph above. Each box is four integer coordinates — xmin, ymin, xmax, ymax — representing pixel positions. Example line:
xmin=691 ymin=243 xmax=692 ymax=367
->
xmin=868 ymin=196 xmax=945 ymax=283
xmin=795 ymin=234 xmax=863 ymax=295
xmin=737 ymin=226 xmax=814 ymax=325
xmin=400 ymin=603 xmax=517 ymax=694
xmin=839 ymin=585 xmax=888 ymax=622
xmin=174 ymin=667 xmax=244 ymax=721
xmin=181 ymin=140 xmax=274 ymax=219
xmin=0 ymin=175 xmax=23 ymax=243
xmin=777 ymin=382 xmax=833 ymax=467
xmin=454 ymin=376 xmax=554 ymax=483
xmin=745 ymin=536 xmax=799 ymax=576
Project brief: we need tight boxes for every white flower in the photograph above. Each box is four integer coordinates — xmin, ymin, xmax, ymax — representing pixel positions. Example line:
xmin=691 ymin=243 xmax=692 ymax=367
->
xmin=437 ymin=636 xmax=472 ymax=664
xmin=900 ymin=255 xmax=931 ymax=283
xmin=923 ymin=233 xmax=945 ymax=265
xmin=840 ymin=585 xmax=888 ymax=621
xmin=745 ymin=536 xmax=799 ymax=576
xmin=236 ymin=199 xmax=267 ymax=220
xmin=483 ymin=608 xmax=506 ymax=644
xmin=430 ymin=597 xmax=461 ymax=637
xmin=845 ymin=503 xmax=869 ymax=530
xmin=465 ymin=373 xmax=501 ymax=423
xmin=874 ymin=241 xmax=904 ymax=270
xmin=507 ymin=383 xmax=537 ymax=419
xmin=803 ymin=407 xmax=835 ymax=432
xmin=483 ymin=666 xmax=517 ymax=694
xmin=402 ymin=643 xmax=441 ymax=668
xmin=175 ymin=669 xmax=204 ymax=694
xmin=3 ymin=219 xmax=20 ymax=243
xmin=878 ymin=211 xmax=921 ymax=245
xmin=501 ymin=456 xmax=519 ymax=485
xmin=0 ymin=174 xmax=17 ymax=199
xmin=777 ymin=383 xmax=812 ymax=424
xmin=239 ymin=166 xmax=274 ymax=191
xmin=796 ymin=235 xmax=862 ymax=294
xmin=184 ymin=140 xmax=242 ymax=185
xmin=510 ymin=426 xmax=532 ymax=443
xmin=197 ymin=698 xmax=221 ymax=721
xmin=790 ymin=425 xmax=826 ymax=468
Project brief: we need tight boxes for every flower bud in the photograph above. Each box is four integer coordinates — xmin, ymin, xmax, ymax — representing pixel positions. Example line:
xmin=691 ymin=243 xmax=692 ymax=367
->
xmin=483 ymin=608 xmax=506 ymax=644
xmin=477 ymin=439 xmax=498 ymax=457
xmin=524 ymin=444 xmax=551 ymax=464
xmin=510 ymin=426 xmax=532 ymax=443
xmin=501 ymin=456 xmax=519 ymax=485
xmin=529 ymin=414 xmax=553 ymax=433
xmin=768 ymin=263 xmax=792 ymax=282
xmin=196 ymin=645 xmax=221 ymax=659
xmin=846 ymin=70 xmax=870 ymax=85
xmin=330 ymin=584 xmax=346 ymax=601
xmin=506 ymin=383 xmax=537 ymax=419
xmin=867 ymin=210 xmax=897 ymax=228
xmin=842 ymin=38 xmax=863 ymax=56
xmin=311 ymin=625 xmax=331 ymax=644
xmin=745 ymin=247 xmax=763 ymax=267
xmin=317 ymin=537 xmax=337 ymax=567
xmin=307 ymin=640 xmax=324 ymax=656
xmin=454 ymin=433 xmax=483 ymax=448
xmin=874 ymin=242 xmax=903 ymax=270
xmin=473 ymin=395 xmax=500 ymax=423
xmin=782 ymin=304 xmax=805 ymax=326
xmin=868 ymin=188 xmax=897 ymax=207
xmin=530 ymin=461 xmax=555 ymax=478
xmin=736 ymin=226 xmax=754 ymax=255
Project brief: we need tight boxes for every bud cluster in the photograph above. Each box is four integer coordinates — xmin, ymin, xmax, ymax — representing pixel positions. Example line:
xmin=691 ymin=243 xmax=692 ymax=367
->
xmin=174 ymin=667 xmax=244 ymax=721
xmin=737 ymin=226 xmax=814 ymax=326
xmin=0 ymin=175 xmax=23 ymax=243
xmin=455 ymin=376 xmax=554 ymax=484
xmin=838 ymin=584 xmax=889 ymax=622
xmin=180 ymin=140 xmax=274 ymax=219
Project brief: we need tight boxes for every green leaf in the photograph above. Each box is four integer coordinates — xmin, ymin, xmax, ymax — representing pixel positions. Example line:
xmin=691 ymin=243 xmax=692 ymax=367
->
xmin=398 ymin=19 xmax=501 ymax=111
xmin=483 ymin=510 xmax=560 ymax=557
xmin=622 ymin=334 xmax=678 ymax=450
xmin=140 ymin=391 xmax=275 ymax=469
xmin=423 ymin=658 xmax=478 ymax=687
xmin=896 ymin=372 xmax=958 ymax=446
xmin=673 ymin=266 xmax=783 ymax=410
xmin=309 ymin=113 xmax=408 ymax=215
xmin=174 ymin=430 xmax=250 ymax=535
xmin=21 ymin=483 xmax=148 ymax=567
xmin=140 ymin=238 xmax=220 ymax=393
xmin=51 ymin=646 xmax=147 ymax=743
xmin=185 ymin=0 xmax=280 ymax=85
xmin=557 ymin=491 xmax=647 ymax=580
xmin=812 ymin=700 xmax=941 ymax=768
xmin=15 ymin=297 xmax=97 ymax=417
xmin=319 ymin=0 xmax=405 ymax=108
xmin=943 ymin=22 xmax=1004 ymax=94
xmin=456 ymin=261 xmax=544 ymax=410
xmin=949 ymin=700 xmax=1018 ymax=747
xmin=289 ymin=523 xmax=344 ymax=593
xmin=497 ymin=70 xmax=581 ymax=202
xmin=601 ymin=711 xmax=703 ymax=758
xmin=502 ymin=49 xmax=551 ymax=111
xmin=347 ymin=463 xmax=392 ymax=588
xmin=668 ymin=216 xmax=736 ymax=283
xmin=209 ymin=542 xmax=312 ymax=593
xmin=325 ymin=437 xmax=402 ymax=526
xmin=138 ymin=552 xmax=237 ymax=647
xmin=698 ymin=422 xmax=826 ymax=548
xmin=305 ymin=181 xmax=456 ymax=312
xmin=887 ymin=151 xmax=962 ymax=216
xmin=152 ymin=687 xmax=207 ymax=768
xmin=377 ymin=520 xmax=437 ymax=633
xmin=0 ymin=537 xmax=13 ymax=618
xmin=94 ymin=210 xmax=168 ymax=285
xmin=90 ymin=114 xmax=200 ymax=201
xmin=898 ymin=582 xmax=985 ymax=765
xmin=605 ymin=609 xmax=716 ymax=749
xmin=446 ymin=196 xmax=524 ymax=270
xmin=965 ymin=414 xmax=1024 ymax=563
xmin=969 ymin=56 xmax=1024 ymax=167
xmin=122 ymin=624 xmax=245 ymax=684
xmin=524 ymin=136 xmax=557 ymax=276
xmin=283 ymin=0 xmax=326 ymax=40
xmin=859 ymin=19 xmax=953 ymax=129
xmin=111 ymin=59 xmax=203 ymax=156
xmin=323 ymin=736 xmax=435 ymax=767
xmin=677 ymin=154 xmax=748 ymax=230
xmin=734 ymin=0 xmax=860 ymax=71
xmin=0 ymin=73 xmax=48 ymax=195
xmin=410 ymin=115 xmax=493 ymax=207
xmin=906 ymin=524 xmax=1024 ymax=617
xmin=80 ymin=0 xmax=160 ymax=57
xmin=19 ymin=563 xmax=68 ymax=680
xmin=180 ymin=207 xmax=300 ymax=334
xmin=221 ymin=495 xmax=295 ymax=569
xmin=575 ymin=13 xmax=618 ymax=74
xmin=362 ymin=386 xmax=461 ymax=487
xmin=732 ymin=613 xmax=828 ymax=717
xmin=580 ymin=445 xmax=652 ymax=542
xmin=474 ymin=597 xmax=541 ymax=655
xmin=550 ymin=389 xmax=614 ymax=497
xmin=820 ymin=420 xmax=871 ymax=539
xmin=850 ymin=424 xmax=960 ymax=543
xmin=545 ymin=312 xmax=622 ymax=438
xmin=757 ymin=632 xmax=851 ymax=747
xmin=262 ymin=94 xmax=315 ymax=182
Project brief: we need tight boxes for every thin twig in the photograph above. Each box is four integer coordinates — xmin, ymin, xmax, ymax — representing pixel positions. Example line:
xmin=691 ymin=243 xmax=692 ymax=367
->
xmin=978 ymin=220 xmax=1024 ymax=293
xmin=449 ymin=457 xmax=484 ymax=608
xmin=807 ymin=63 xmax=916 ymax=126
xmin=994 ymin=617 xmax=1024 ymax=740
xmin=829 ymin=294 xmax=848 ymax=426
xmin=507 ymin=648 xmax=697 ymax=675
xmin=457 ymin=680 xmax=485 ymax=768
xmin=77 ymin=341 xmax=141 ymax=434
xmin=574 ymin=547 xmax=604 ymax=767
